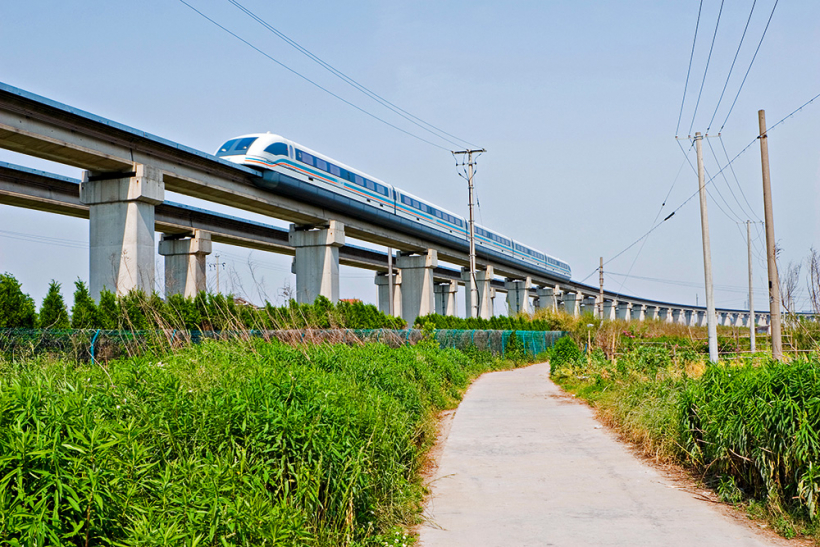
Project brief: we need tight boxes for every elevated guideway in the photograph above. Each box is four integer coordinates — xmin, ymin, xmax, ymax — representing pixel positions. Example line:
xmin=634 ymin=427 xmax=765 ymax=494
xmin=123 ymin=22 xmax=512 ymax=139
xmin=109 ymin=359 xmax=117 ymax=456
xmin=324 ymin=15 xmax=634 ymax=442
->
xmin=0 ymin=161 xmax=773 ymax=327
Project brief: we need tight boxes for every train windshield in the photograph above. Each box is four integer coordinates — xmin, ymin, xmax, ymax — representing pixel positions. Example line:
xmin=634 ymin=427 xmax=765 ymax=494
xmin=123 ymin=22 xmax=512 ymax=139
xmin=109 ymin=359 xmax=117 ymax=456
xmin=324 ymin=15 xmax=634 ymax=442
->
xmin=216 ymin=137 xmax=257 ymax=157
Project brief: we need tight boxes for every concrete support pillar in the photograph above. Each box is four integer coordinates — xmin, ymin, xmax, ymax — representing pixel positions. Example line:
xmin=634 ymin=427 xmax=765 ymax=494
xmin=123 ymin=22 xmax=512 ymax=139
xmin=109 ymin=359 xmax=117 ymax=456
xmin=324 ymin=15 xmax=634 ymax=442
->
xmin=659 ymin=308 xmax=671 ymax=323
xmin=723 ymin=313 xmax=735 ymax=327
xmin=374 ymin=271 xmax=401 ymax=317
xmin=603 ymin=300 xmax=617 ymax=321
xmin=158 ymin=230 xmax=211 ymax=298
xmin=633 ymin=304 xmax=647 ymax=322
xmin=735 ymin=314 xmax=746 ymax=328
xmin=461 ymin=265 xmax=495 ymax=320
xmin=434 ymin=280 xmax=459 ymax=316
xmin=673 ymin=309 xmax=686 ymax=324
xmin=645 ymin=306 xmax=659 ymax=321
xmin=580 ymin=295 xmax=598 ymax=316
xmin=80 ymin=165 xmax=164 ymax=299
xmin=561 ymin=292 xmax=580 ymax=317
xmin=689 ymin=310 xmax=700 ymax=327
xmin=397 ymin=249 xmax=437 ymax=325
xmin=535 ymin=286 xmax=560 ymax=311
xmin=505 ymin=277 xmax=532 ymax=315
xmin=489 ymin=288 xmax=497 ymax=314
xmin=616 ymin=302 xmax=632 ymax=321
xmin=288 ymin=220 xmax=345 ymax=304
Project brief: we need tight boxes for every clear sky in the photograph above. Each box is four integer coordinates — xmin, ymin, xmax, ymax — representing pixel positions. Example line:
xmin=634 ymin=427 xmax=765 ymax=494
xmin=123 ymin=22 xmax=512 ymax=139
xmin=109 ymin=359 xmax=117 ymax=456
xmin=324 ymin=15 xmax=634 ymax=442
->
xmin=1 ymin=0 xmax=818 ymax=313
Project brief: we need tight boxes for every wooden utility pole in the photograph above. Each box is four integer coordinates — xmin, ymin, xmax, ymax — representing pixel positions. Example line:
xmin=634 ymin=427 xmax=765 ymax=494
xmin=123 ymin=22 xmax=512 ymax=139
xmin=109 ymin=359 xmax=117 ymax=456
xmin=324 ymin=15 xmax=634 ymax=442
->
xmin=695 ymin=132 xmax=719 ymax=362
xmin=599 ymin=257 xmax=604 ymax=319
xmin=747 ymin=221 xmax=756 ymax=353
xmin=758 ymin=109 xmax=783 ymax=360
xmin=453 ymin=148 xmax=486 ymax=318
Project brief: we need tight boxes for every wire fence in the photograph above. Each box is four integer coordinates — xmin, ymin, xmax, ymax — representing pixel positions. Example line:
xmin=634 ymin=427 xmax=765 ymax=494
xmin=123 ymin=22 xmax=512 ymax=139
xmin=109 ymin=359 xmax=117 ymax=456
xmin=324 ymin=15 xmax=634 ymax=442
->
xmin=0 ymin=328 xmax=567 ymax=362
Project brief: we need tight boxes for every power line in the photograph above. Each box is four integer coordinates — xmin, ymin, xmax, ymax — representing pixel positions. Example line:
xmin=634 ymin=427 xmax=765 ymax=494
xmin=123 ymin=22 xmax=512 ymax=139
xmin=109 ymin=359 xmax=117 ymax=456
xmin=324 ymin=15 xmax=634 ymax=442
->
xmin=175 ymin=0 xmax=452 ymax=152
xmin=688 ymin=0 xmax=725 ymax=136
xmin=0 ymin=229 xmax=87 ymax=249
xmin=718 ymin=135 xmax=762 ymax=222
xmin=719 ymin=0 xmax=780 ymax=131
xmin=706 ymin=0 xmax=758 ymax=131
xmin=226 ymin=0 xmax=478 ymax=150
xmin=676 ymin=0 xmax=704 ymax=136
xmin=705 ymin=136 xmax=757 ymax=220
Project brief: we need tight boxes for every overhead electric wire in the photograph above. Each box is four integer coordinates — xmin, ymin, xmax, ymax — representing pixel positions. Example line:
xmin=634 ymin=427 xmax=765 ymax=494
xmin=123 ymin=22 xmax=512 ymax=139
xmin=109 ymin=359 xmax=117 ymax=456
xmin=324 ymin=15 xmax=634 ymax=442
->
xmin=0 ymin=229 xmax=87 ymax=249
xmin=718 ymin=0 xmax=780 ymax=131
xmin=718 ymin=135 xmax=762 ymax=221
xmin=706 ymin=0 xmax=757 ymax=131
xmin=225 ymin=0 xmax=478 ymax=150
xmin=175 ymin=0 xmax=451 ymax=152
xmin=676 ymin=0 xmax=704 ymax=136
xmin=706 ymin=136 xmax=758 ymax=220
xmin=688 ymin=0 xmax=725 ymax=136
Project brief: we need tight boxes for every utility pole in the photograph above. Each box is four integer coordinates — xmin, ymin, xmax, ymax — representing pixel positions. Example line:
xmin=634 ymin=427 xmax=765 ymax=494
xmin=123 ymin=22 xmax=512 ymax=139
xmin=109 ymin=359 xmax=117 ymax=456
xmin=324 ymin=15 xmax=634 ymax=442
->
xmin=747 ymin=220 xmax=756 ymax=353
xmin=599 ymin=257 xmax=604 ymax=319
xmin=695 ymin=132 xmax=719 ymax=363
xmin=387 ymin=247 xmax=394 ymax=317
xmin=453 ymin=148 xmax=486 ymax=318
xmin=758 ymin=109 xmax=783 ymax=360
xmin=215 ymin=253 xmax=220 ymax=294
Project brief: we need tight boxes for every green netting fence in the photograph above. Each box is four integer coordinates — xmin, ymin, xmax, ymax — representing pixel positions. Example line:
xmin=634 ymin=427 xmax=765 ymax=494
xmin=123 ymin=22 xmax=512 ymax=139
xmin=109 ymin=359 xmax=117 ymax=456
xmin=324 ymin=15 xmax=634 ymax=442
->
xmin=0 ymin=328 xmax=567 ymax=362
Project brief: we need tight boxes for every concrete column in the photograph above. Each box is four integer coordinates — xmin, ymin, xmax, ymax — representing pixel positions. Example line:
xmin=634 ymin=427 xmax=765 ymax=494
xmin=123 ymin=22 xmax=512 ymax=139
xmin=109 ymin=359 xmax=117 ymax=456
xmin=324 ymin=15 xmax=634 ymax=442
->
xmin=505 ymin=277 xmax=532 ymax=315
xmin=374 ymin=271 xmax=401 ymax=317
xmin=80 ymin=165 xmax=164 ymax=298
xmin=645 ymin=305 xmax=659 ymax=321
xmin=580 ymin=295 xmax=598 ymax=316
xmin=723 ymin=312 xmax=735 ymax=327
xmin=535 ymin=286 xmax=560 ymax=311
xmin=735 ymin=314 xmax=746 ymax=328
xmin=434 ymin=280 xmax=459 ymax=316
xmin=489 ymin=288 xmax=497 ymax=314
xmin=603 ymin=300 xmax=617 ymax=321
xmin=633 ymin=304 xmax=647 ymax=322
xmin=158 ymin=230 xmax=211 ymax=298
xmin=397 ymin=249 xmax=437 ymax=325
xmin=288 ymin=220 xmax=345 ymax=304
xmin=561 ymin=292 xmax=580 ymax=317
xmin=659 ymin=308 xmax=672 ymax=322
xmin=616 ymin=302 xmax=632 ymax=321
xmin=690 ymin=310 xmax=701 ymax=327
xmin=461 ymin=265 xmax=495 ymax=319
xmin=673 ymin=309 xmax=686 ymax=324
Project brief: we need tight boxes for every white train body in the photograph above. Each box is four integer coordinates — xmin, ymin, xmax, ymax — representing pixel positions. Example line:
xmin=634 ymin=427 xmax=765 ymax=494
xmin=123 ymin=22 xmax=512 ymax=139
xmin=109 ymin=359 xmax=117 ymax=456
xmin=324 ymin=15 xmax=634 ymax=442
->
xmin=216 ymin=133 xmax=571 ymax=280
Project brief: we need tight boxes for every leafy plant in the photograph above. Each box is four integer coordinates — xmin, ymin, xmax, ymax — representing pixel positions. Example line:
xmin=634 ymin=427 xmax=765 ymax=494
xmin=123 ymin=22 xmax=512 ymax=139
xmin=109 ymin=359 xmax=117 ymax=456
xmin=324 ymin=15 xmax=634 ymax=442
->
xmin=0 ymin=273 xmax=37 ymax=328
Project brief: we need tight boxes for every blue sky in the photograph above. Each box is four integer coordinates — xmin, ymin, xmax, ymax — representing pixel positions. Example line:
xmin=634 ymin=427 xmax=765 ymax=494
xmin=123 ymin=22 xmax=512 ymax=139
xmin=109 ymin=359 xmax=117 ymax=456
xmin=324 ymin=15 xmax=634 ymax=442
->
xmin=1 ymin=0 xmax=818 ymax=313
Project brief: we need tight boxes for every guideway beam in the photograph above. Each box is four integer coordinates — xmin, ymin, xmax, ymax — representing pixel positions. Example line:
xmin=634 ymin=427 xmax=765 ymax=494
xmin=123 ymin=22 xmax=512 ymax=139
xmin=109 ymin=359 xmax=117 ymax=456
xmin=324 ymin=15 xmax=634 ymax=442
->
xmin=80 ymin=165 xmax=164 ymax=299
xmin=159 ymin=230 xmax=212 ymax=298
xmin=289 ymin=220 xmax=345 ymax=304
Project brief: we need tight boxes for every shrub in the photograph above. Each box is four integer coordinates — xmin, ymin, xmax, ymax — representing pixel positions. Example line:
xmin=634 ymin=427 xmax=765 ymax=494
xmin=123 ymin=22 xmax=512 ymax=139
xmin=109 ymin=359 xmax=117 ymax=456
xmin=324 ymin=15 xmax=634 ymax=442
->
xmin=38 ymin=280 xmax=70 ymax=329
xmin=70 ymin=280 xmax=98 ymax=328
xmin=0 ymin=273 xmax=37 ymax=328
xmin=549 ymin=336 xmax=582 ymax=373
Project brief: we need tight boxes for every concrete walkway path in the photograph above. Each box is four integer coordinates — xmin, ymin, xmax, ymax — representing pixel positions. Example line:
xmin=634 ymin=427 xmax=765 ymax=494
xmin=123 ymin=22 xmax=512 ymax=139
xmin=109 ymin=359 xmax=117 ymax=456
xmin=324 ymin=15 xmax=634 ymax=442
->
xmin=418 ymin=363 xmax=788 ymax=547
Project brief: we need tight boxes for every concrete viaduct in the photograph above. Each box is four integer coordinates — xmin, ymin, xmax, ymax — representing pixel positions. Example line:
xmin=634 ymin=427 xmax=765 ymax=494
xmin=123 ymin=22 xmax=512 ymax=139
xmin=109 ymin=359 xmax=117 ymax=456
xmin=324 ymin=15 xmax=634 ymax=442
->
xmin=0 ymin=82 xmax=770 ymax=328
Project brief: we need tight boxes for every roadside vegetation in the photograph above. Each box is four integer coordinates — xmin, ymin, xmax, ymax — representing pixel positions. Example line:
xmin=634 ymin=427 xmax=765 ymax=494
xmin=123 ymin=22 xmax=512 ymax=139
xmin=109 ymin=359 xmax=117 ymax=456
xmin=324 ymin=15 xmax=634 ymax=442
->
xmin=549 ymin=314 xmax=820 ymax=542
xmin=0 ymin=335 xmax=535 ymax=546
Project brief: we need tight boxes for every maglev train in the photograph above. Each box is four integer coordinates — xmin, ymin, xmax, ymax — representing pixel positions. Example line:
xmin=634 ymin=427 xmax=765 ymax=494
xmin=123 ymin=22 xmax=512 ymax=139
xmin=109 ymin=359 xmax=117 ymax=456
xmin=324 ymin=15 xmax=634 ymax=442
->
xmin=215 ymin=133 xmax=572 ymax=281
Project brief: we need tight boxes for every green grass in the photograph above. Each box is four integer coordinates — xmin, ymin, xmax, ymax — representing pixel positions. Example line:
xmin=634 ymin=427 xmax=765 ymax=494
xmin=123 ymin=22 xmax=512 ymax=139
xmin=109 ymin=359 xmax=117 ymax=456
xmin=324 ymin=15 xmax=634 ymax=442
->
xmin=551 ymin=339 xmax=820 ymax=542
xmin=0 ymin=338 xmax=521 ymax=546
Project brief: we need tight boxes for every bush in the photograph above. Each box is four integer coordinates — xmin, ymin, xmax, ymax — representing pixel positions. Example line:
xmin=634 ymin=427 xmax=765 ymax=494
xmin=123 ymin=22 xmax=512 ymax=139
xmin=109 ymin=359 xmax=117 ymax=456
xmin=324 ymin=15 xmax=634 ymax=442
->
xmin=70 ymin=280 xmax=97 ymax=329
xmin=0 ymin=273 xmax=37 ymax=328
xmin=549 ymin=336 xmax=582 ymax=373
xmin=38 ymin=280 xmax=69 ymax=329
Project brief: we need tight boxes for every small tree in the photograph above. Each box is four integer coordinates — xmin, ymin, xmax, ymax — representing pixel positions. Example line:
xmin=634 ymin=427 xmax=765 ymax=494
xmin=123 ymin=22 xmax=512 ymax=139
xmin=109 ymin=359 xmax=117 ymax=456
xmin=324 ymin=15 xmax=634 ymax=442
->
xmin=98 ymin=289 xmax=119 ymax=329
xmin=71 ymin=280 xmax=98 ymax=328
xmin=0 ymin=273 xmax=37 ymax=328
xmin=40 ymin=280 xmax=70 ymax=329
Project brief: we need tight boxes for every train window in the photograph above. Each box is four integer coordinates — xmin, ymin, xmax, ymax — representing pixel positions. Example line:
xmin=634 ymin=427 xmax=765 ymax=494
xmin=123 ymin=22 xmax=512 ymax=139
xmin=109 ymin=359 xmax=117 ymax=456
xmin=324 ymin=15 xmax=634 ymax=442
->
xmin=401 ymin=195 xmax=411 ymax=205
xmin=366 ymin=179 xmax=376 ymax=191
xmin=329 ymin=164 xmax=341 ymax=176
xmin=315 ymin=158 xmax=328 ymax=171
xmin=263 ymin=142 xmax=289 ymax=156
xmin=377 ymin=184 xmax=389 ymax=196
xmin=412 ymin=199 xmax=421 ymax=209
xmin=354 ymin=174 xmax=365 ymax=187
xmin=297 ymin=150 xmax=314 ymax=166
xmin=216 ymin=138 xmax=240 ymax=156
xmin=235 ymin=137 xmax=256 ymax=152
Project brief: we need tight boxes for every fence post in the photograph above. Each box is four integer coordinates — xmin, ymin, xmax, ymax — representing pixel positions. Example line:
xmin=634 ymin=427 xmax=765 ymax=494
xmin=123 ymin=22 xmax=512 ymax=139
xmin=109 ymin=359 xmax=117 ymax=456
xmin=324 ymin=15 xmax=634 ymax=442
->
xmin=90 ymin=329 xmax=101 ymax=364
